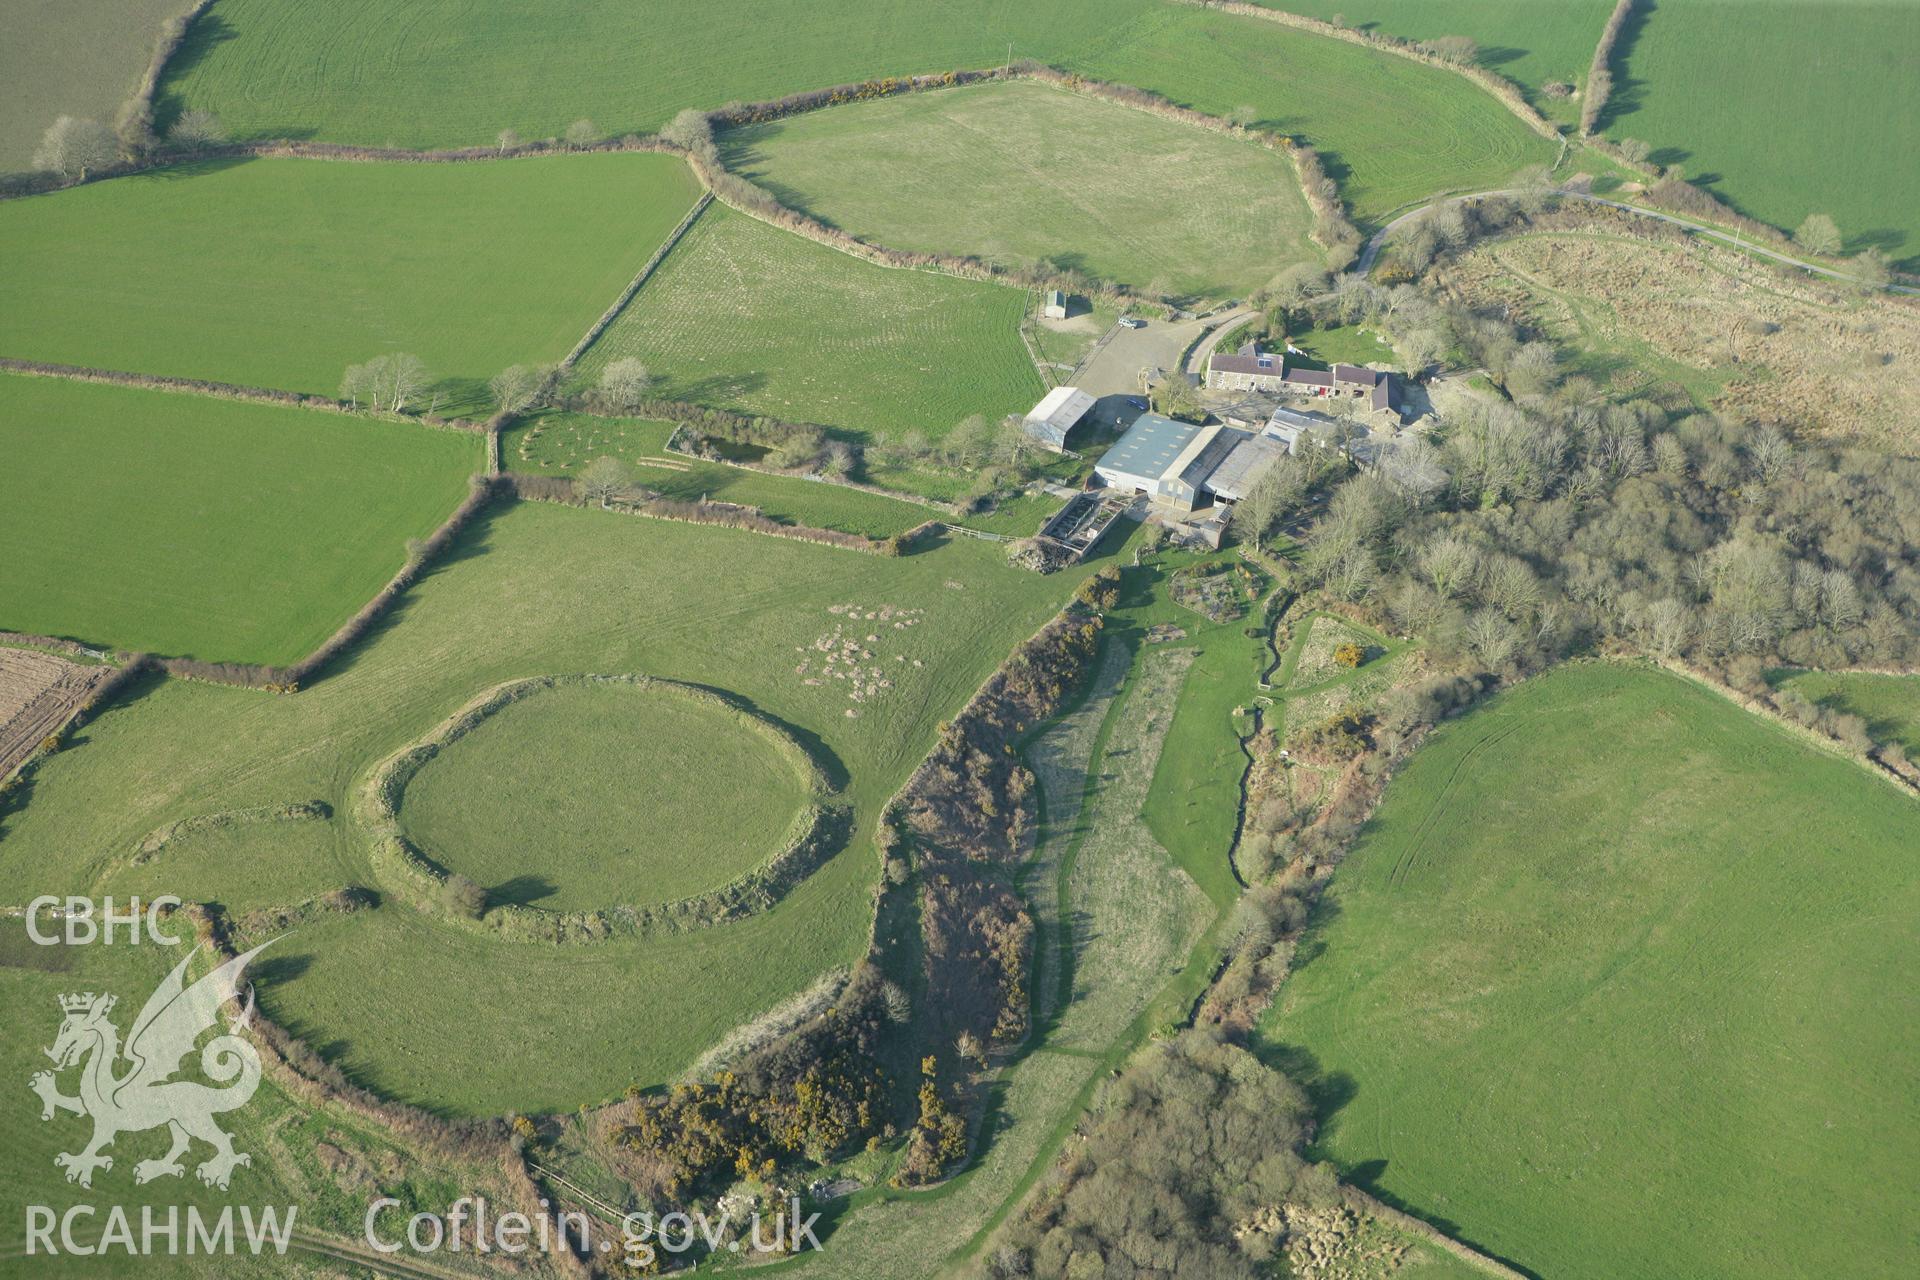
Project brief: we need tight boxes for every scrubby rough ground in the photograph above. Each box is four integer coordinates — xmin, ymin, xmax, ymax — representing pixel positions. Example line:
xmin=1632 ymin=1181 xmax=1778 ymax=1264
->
xmin=1441 ymin=228 xmax=1920 ymax=444
xmin=808 ymin=638 xmax=1216 ymax=1278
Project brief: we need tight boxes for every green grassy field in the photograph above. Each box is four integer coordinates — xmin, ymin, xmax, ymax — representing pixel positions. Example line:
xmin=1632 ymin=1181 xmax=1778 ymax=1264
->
xmin=722 ymin=80 xmax=1320 ymax=297
xmin=1274 ymin=0 xmax=1618 ymax=125
xmin=504 ymin=414 xmax=938 ymax=538
xmin=0 ymin=153 xmax=703 ymax=412
xmin=0 ymin=920 xmax=519 ymax=1272
xmin=1064 ymin=5 xmax=1556 ymax=227
xmin=401 ymin=679 xmax=814 ymax=911
xmin=0 ymin=374 xmax=480 ymax=664
xmin=103 ymin=813 xmax=349 ymax=913
xmin=580 ymin=204 xmax=1043 ymax=439
xmin=1264 ymin=662 xmax=1920 ymax=1279
xmin=157 ymin=0 xmax=1164 ymax=149
xmin=0 ymin=0 xmax=185 ymax=171
xmin=0 ymin=500 xmax=1104 ymax=1115
xmin=1602 ymin=0 xmax=1920 ymax=269
xmin=1775 ymin=669 xmax=1920 ymax=756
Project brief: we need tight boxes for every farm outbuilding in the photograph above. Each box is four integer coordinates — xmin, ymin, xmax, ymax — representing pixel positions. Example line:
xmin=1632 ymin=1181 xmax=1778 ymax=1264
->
xmin=1022 ymin=385 xmax=1096 ymax=450
xmin=1092 ymin=413 xmax=1280 ymax=512
xmin=1042 ymin=289 xmax=1069 ymax=319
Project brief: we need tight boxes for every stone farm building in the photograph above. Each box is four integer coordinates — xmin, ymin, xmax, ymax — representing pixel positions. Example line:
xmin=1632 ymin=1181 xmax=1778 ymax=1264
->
xmin=1091 ymin=412 xmax=1284 ymax=512
xmin=1022 ymin=385 xmax=1096 ymax=450
xmin=1207 ymin=341 xmax=1401 ymax=418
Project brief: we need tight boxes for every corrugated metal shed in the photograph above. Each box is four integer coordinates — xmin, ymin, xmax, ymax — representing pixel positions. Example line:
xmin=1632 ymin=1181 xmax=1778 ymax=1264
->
xmin=1022 ymin=385 xmax=1096 ymax=449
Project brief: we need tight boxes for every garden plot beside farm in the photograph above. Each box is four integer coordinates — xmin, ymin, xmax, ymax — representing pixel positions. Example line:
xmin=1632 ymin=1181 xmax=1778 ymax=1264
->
xmin=0 ymin=153 xmax=704 ymax=413
xmin=1265 ymin=663 xmax=1920 ymax=1280
xmin=580 ymin=204 xmax=1042 ymax=439
xmin=0 ymin=373 xmax=480 ymax=664
xmin=1066 ymin=4 xmax=1555 ymax=227
xmin=0 ymin=500 xmax=1103 ymax=1113
xmin=722 ymin=79 xmax=1321 ymax=297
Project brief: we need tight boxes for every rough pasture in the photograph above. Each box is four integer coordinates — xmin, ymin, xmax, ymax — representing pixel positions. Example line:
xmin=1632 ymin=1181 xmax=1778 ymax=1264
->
xmin=722 ymin=79 xmax=1320 ymax=298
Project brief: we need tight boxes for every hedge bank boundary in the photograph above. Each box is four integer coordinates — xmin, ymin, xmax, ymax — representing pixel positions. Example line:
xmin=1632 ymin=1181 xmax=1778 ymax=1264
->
xmin=0 ymin=358 xmax=488 ymax=432
xmin=360 ymin=674 xmax=846 ymax=945
xmin=501 ymin=470 xmax=904 ymax=554
xmin=1183 ymin=2 xmax=1560 ymax=142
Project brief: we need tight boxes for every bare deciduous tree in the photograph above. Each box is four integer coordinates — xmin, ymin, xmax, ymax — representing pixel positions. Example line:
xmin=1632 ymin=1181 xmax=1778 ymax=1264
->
xmin=576 ymin=455 xmax=634 ymax=508
xmin=33 ymin=116 xmax=117 ymax=180
xmin=1792 ymin=213 xmax=1842 ymax=257
xmin=563 ymin=118 xmax=601 ymax=148
xmin=341 ymin=353 xmax=430 ymax=413
xmin=169 ymin=109 xmax=227 ymax=149
xmin=1419 ymin=532 xmax=1480 ymax=599
xmin=496 ymin=127 xmax=521 ymax=153
xmin=490 ymin=364 xmax=556 ymax=416
xmin=595 ymin=357 xmax=652 ymax=412
xmin=659 ymin=109 xmax=713 ymax=151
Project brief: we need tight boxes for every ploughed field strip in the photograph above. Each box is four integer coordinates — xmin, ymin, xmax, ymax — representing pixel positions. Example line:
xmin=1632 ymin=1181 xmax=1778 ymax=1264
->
xmin=0 ymin=647 xmax=113 ymax=780
xmin=579 ymin=202 xmax=1043 ymax=440
xmin=0 ymin=153 xmax=704 ymax=414
xmin=722 ymin=79 xmax=1320 ymax=297
xmin=0 ymin=372 xmax=481 ymax=666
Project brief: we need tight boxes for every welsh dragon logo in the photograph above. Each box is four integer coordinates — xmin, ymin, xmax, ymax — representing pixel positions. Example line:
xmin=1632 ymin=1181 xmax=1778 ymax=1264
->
xmin=29 ymin=942 xmax=271 ymax=1191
